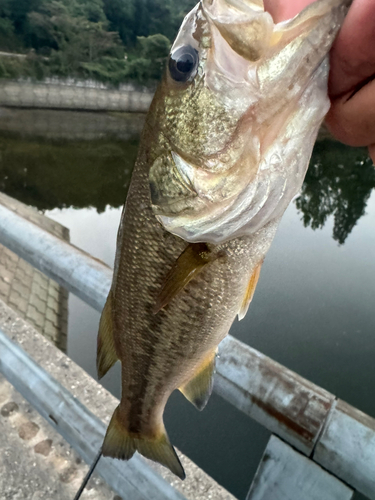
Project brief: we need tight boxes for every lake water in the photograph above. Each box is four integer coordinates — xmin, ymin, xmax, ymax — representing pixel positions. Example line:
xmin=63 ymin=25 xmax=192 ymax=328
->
xmin=1 ymin=108 xmax=374 ymax=500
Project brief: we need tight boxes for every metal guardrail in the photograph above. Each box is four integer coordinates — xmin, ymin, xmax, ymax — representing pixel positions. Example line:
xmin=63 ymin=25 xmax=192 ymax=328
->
xmin=0 ymin=203 xmax=373 ymax=499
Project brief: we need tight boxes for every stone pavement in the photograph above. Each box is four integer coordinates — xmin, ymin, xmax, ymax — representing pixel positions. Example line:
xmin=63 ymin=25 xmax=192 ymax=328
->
xmin=0 ymin=193 xmax=68 ymax=351
xmin=0 ymin=372 xmax=120 ymax=500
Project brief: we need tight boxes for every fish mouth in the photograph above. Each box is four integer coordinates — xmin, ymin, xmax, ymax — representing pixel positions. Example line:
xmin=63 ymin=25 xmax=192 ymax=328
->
xmin=202 ymin=0 xmax=274 ymax=62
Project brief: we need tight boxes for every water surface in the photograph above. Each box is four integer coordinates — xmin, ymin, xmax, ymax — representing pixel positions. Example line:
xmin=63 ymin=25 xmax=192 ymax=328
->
xmin=1 ymin=108 xmax=374 ymax=499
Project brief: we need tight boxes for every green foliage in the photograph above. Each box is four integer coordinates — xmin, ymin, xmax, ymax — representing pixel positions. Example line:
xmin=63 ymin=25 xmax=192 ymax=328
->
xmin=0 ymin=0 xmax=45 ymax=34
xmin=102 ymin=0 xmax=136 ymax=46
xmin=0 ymin=0 xmax=196 ymax=85
xmin=0 ymin=55 xmax=44 ymax=79
xmin=296 ymin=141 xmax=375 ymax=244
xmin=0 ymin=17 xmax=19 ymax=51
xmin=137 ymin=34 xmax=170 ymax=60
xmin=127 ymin=34 xmax=170 ymax=83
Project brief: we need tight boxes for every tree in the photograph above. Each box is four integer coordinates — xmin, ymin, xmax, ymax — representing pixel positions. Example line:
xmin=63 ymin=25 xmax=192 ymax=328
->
xmin=0 ymin=0 xmax=46 ymax=35
xmin=102 ymin=0 xmax=137 ymax=46
xmin=0 ymin=0 xmax=200 ymax=85
xmin=296 ymin=142 xmax=375 ymax=244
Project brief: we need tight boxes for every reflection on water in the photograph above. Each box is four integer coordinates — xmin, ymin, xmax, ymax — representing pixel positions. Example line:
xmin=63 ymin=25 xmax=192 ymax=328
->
xmin=297 ymin=141 xmax=375 ymax=244
xmin=0 ymin=138 xmax=137 ymax=212
xmin=0 ymin=109 xmax=372 ymax=243
xmin=0 ymin=108 xmax=374 ymax=500
xmin=0 ymin=109 xmax=143 ymax=211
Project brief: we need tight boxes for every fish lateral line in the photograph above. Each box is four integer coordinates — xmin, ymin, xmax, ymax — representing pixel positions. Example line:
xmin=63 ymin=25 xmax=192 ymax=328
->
xmin=153 ymin=242 xmax=225 ymax=314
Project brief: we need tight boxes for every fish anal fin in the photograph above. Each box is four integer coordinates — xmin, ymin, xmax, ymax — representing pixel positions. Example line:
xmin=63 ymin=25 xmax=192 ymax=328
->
xmin=179 ymin=349 xmax=217 ymax=411
xmin=97 ymin=291 xmax=118 ymax=379
xmin=102 ymin=406 xmax=185 ymax=480
xmin=238 ymin=261 xmax=263 ymax=321
xmin=154 ymin=243 xmax=220 ymax=314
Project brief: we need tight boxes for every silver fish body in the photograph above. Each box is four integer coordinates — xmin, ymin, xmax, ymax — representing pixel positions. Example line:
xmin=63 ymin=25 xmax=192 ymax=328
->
xmin=97 ymin=0 xmax=352 ymax=480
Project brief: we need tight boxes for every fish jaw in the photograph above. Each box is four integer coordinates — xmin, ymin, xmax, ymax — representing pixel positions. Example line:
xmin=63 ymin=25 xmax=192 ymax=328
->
xmin=149 ymin=0 xmax=352 ymax=244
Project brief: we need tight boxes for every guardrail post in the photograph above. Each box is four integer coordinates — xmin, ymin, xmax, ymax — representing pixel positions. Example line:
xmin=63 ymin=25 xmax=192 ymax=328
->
xmin=314 ymin=399 xmax=375 ymax=499
xmin=246 ymin=435 xmax=354 ymax=500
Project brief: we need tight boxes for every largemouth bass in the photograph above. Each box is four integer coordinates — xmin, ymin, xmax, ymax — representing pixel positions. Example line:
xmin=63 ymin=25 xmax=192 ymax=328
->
xmin=98 ymin=0 xmax=352 ymax=479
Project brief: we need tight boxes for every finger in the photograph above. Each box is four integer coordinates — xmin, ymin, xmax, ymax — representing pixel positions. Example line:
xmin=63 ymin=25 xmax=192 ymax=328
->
xmin=263 ymin=0 xmax=315 ymax=22
xmin=329 ymin=0 xmax=375 ymax=97
xmin=326 ymin=78 xmax=375 ymax=147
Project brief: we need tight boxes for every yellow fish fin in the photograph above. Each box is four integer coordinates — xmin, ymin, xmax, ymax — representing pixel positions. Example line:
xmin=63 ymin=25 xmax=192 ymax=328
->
xmin=179 ymin=348 xmax=217 ymax=411
xmin=102 ymin=406 xmax=185 ymax=480
xmin=154 ymin=243 xmax=219 ymax=314
xmin=97 ymin=290 xmax=118 ymax=379
xmin=238 ymin=261 xmax=263 ymax=321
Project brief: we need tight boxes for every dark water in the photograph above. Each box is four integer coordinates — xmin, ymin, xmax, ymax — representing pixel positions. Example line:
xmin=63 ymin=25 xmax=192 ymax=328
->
xmin=1 ymin=108 xmax=374 ymax=500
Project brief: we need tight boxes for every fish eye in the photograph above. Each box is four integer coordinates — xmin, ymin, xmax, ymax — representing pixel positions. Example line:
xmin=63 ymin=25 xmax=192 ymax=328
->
xmin=168 ymin=45 xmax=199 ymax=83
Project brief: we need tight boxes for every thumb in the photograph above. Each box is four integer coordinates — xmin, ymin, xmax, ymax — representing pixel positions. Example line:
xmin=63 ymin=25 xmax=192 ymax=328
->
xmin=263 ymin=0 xmax=315 ymax=22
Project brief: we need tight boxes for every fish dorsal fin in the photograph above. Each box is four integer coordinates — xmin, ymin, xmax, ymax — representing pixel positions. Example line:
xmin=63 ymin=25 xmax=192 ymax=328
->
xmin=97 ymin=290 xmax=119 ymax=379
xmin=154 ymin=243 xmax=219 ymax=313
xmin=238 ymin=261 xmax=263 ymax=321
xmin=179 ymin=349 xmax=217 ymax=411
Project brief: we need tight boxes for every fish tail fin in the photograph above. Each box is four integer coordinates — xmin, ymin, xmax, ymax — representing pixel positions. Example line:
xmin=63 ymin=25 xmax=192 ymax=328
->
xmin=97 ymin=291 xmax=118 ymax=379
xmin=102 ymin=406 xmax=186 ymax=480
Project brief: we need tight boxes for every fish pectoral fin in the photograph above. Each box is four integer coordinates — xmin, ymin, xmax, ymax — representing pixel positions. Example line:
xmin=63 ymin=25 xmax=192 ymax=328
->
xmin=154 ymin=243 xmax=220 ymax=314
xmin=238 ymin=261 xmax=263 ymax=321
xmin=97 ymin=290 xmax=119 ymax=379
xmin=179 ymin=349 xmax=217 ymax=411
xmin=102 ymin=406 xmax=185 ymax=480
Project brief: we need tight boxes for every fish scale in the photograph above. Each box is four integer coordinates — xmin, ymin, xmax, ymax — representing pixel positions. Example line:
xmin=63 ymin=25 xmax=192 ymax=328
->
xmin=97 ymin=0 xmax=353 ymax=480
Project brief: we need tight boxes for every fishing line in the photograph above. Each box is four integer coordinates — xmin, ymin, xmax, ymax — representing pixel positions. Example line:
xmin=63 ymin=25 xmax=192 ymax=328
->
xmin=73 ymin=447 xmax=103 ymax=500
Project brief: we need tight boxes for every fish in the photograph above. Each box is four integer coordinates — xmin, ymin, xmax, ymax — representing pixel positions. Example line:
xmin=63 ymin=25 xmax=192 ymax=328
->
xmin=97 ymin=0 xmax=352 ymax=480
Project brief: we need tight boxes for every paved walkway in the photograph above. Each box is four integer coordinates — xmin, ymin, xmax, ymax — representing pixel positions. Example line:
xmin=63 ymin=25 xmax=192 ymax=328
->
xmin=0 ymin=372 xmax=118 ymax=500
xmin=0 ymin=193 xmax=68 ymax=351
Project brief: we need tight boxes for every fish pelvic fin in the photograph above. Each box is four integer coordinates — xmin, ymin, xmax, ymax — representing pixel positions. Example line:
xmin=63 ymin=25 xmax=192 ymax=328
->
xmin=97 ymin=290 xmax=118 ymax=379
xmin=179 ymin=348 xmax=217 ymax=411
xmin=154 ymin=243 xmax=222 ymax=314
xmin=102 ymin=406 xmax=185 ymax=480
xmin=238 ymin=261 xmax=263 ymax=321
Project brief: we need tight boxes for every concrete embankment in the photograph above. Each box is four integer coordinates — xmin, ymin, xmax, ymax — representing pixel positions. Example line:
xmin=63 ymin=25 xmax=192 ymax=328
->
xmin=0 ymin=80 xmax=155 ymax=113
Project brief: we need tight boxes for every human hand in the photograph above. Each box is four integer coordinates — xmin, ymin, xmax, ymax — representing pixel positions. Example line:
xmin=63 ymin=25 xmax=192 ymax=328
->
xmin=263 ymin=0 xmax=375 ymax=164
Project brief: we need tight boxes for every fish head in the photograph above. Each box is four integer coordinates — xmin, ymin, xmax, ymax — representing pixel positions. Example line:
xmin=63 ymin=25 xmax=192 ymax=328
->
xmin=149 ymin=0 xmax=352 ymax=244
